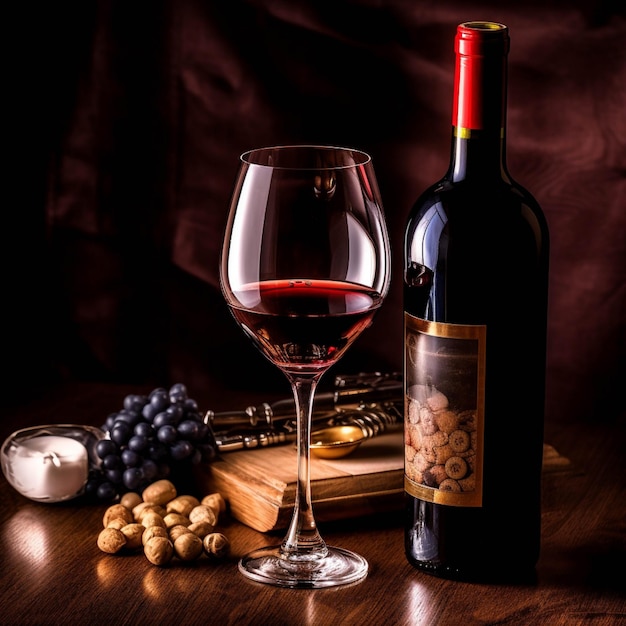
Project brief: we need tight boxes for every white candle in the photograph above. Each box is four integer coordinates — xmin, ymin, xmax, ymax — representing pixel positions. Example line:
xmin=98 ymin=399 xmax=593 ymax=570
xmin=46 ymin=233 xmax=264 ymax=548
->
xmin=9 ymin=435 xmax=88 ymax=501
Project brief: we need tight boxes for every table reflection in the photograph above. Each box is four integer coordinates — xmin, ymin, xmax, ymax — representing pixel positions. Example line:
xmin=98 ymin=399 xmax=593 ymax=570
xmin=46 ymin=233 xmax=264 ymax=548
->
xmin=4 ymin=508 xmax=51 ymax=569
xmin=406 ymin=577 xmax=437 ymax=624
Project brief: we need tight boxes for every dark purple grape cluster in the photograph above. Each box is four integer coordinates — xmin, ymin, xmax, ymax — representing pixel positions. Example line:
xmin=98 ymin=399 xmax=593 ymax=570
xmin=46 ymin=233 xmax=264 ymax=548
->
xmin=85 ymin=383 xmax=217 ymax=501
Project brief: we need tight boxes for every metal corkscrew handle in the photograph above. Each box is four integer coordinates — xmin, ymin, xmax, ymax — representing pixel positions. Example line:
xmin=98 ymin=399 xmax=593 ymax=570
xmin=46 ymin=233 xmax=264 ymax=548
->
xmin=333 ymin=406 xmax=400 ymax=438
xmin=205 ymin=372 xmax=403 ymax=453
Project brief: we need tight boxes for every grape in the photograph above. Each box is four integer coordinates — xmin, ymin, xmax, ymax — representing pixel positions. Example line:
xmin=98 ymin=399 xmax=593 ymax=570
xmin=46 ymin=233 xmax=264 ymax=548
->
xmin=165 ymin=404 xmax=183 ymax=422
xmin=87 ymin=382 xmax=217 ymax=502
xmin=97 ymin=482 xmax=117 ymax=500
xmin=178 ymin=419 xmax=199 ymax=440
xmin=124 ymin=394 xmax=148 ymax=412
xmin=96 ymin=439 xmax=117 ymax=459
xmin=102 ymin=454 xmax=123 ymax=470
xmin=103 ymin=414 xmax=119 ymax=431
xmin=198 ymin=443 xmax=217 ymax=463
xmin=105 ymin=468 xmax=124 ymax=484
xmin=149 ymin=388 xmax=169 ymax=411
xmin=123 ymin=467 xmax=144 ymax=491
xmin=128 ymin=434 xmax=149 ymax=452
xmin=121 ymin=448 xmax=141 ymax=467
xmin=134 ymin=422 xmax=154 ymax=438
xmin=114 ymin=409 xmax=142 ymax=427
xmin=157 ymin=425 xmax=177 ymax=444
xmin=141 ymin=403 xmax=160 ymax=421
xmin=169 ymin=383 xmax=188 ymax=404
xmin=110 ymin=423 xmax=131 ymax=445
xmin=170 ymin=440 xmax=193 ymax=461
xmin=153 ymin=411 xmax=177 ymax=429
xmin=184 ymin=398 xmax=199 ymax=413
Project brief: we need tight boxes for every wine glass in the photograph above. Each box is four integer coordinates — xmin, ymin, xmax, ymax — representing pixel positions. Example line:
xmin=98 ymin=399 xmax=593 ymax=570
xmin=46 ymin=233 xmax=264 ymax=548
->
xmin=219 ymin=145 xmax=391 ymax=588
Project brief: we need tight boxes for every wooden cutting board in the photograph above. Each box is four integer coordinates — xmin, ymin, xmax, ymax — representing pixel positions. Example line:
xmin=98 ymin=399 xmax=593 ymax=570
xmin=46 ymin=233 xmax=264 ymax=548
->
xmin=194 ymin=427 xmax=570 ymax=533
xmin=195 ymin=427 xmax=404 ymax=532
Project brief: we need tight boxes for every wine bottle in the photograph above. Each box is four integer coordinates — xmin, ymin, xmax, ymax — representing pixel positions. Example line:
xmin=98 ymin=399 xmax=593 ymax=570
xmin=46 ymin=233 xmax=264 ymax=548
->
xmin=403 ymin=21 xmax=550 ymax=582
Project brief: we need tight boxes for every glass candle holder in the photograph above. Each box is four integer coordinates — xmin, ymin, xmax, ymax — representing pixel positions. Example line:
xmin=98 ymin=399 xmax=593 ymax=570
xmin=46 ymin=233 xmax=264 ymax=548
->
xmin=1 ymin=424 xmax=105 ymax=503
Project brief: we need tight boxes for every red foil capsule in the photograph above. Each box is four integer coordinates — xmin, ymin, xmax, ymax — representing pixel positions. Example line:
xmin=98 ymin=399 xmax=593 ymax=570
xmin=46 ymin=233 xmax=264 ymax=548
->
xmin=453 ymin=21 xmax=509 ymax=133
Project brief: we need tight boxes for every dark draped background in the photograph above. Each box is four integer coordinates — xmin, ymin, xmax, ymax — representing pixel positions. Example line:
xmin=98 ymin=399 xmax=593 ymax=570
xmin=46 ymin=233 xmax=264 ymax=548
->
xmin=7 ymin=0 xmax=625 ymax=425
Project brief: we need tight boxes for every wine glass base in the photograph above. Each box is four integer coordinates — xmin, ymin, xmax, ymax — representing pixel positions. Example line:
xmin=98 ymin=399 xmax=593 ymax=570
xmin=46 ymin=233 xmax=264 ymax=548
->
xmin=238 ymin=544 xmax=369 ymax=589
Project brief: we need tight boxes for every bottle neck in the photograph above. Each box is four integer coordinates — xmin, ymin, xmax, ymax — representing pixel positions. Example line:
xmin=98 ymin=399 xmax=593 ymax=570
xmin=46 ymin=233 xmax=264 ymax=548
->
xmin=448 ymin=129 xmax=508 ymax=181
xmin=448 ymin=22 xmax=510 ymax=182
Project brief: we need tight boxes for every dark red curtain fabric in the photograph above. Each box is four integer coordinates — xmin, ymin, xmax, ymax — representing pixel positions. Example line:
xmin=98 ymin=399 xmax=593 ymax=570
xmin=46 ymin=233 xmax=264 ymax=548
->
xmin=8 ymin=1 xmax=625 ymax=423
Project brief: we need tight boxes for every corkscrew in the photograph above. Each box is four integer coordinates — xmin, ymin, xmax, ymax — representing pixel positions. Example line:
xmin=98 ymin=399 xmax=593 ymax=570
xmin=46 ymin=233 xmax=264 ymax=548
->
xmin=205 ymin=372 xmax=403 ymax=452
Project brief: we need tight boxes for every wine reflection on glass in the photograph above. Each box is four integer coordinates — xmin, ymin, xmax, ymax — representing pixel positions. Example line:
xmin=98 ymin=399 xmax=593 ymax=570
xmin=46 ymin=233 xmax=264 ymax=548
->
xmin=219 ymin=145 xmax=391 ymax=588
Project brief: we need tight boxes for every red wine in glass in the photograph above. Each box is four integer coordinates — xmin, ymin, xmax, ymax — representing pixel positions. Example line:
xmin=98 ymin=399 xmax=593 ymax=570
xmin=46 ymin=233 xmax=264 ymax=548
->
xmin=229 ymin=279 xmax=382 ymax=372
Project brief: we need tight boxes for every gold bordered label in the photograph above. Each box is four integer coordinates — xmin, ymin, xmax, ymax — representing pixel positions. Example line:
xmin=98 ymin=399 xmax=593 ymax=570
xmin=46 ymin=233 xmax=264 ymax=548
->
xmin=404 ymin=313 xmax=486 ymax=507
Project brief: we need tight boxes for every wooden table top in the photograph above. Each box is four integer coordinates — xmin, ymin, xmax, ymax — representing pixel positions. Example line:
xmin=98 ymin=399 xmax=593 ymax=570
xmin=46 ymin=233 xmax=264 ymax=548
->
xmin=1 ymin=382 xmax=624 ymax=625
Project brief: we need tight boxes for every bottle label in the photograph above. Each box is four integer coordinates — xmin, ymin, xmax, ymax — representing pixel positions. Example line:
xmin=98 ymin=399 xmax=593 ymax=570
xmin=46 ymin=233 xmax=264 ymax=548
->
xmin=404 ymin=313 xmax=485 ymax=507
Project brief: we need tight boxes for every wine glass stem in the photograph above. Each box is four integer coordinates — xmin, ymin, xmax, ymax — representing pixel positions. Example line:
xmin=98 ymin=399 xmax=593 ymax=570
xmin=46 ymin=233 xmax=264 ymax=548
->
xmin=280 ymin=373 xmax=327 ymax=559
